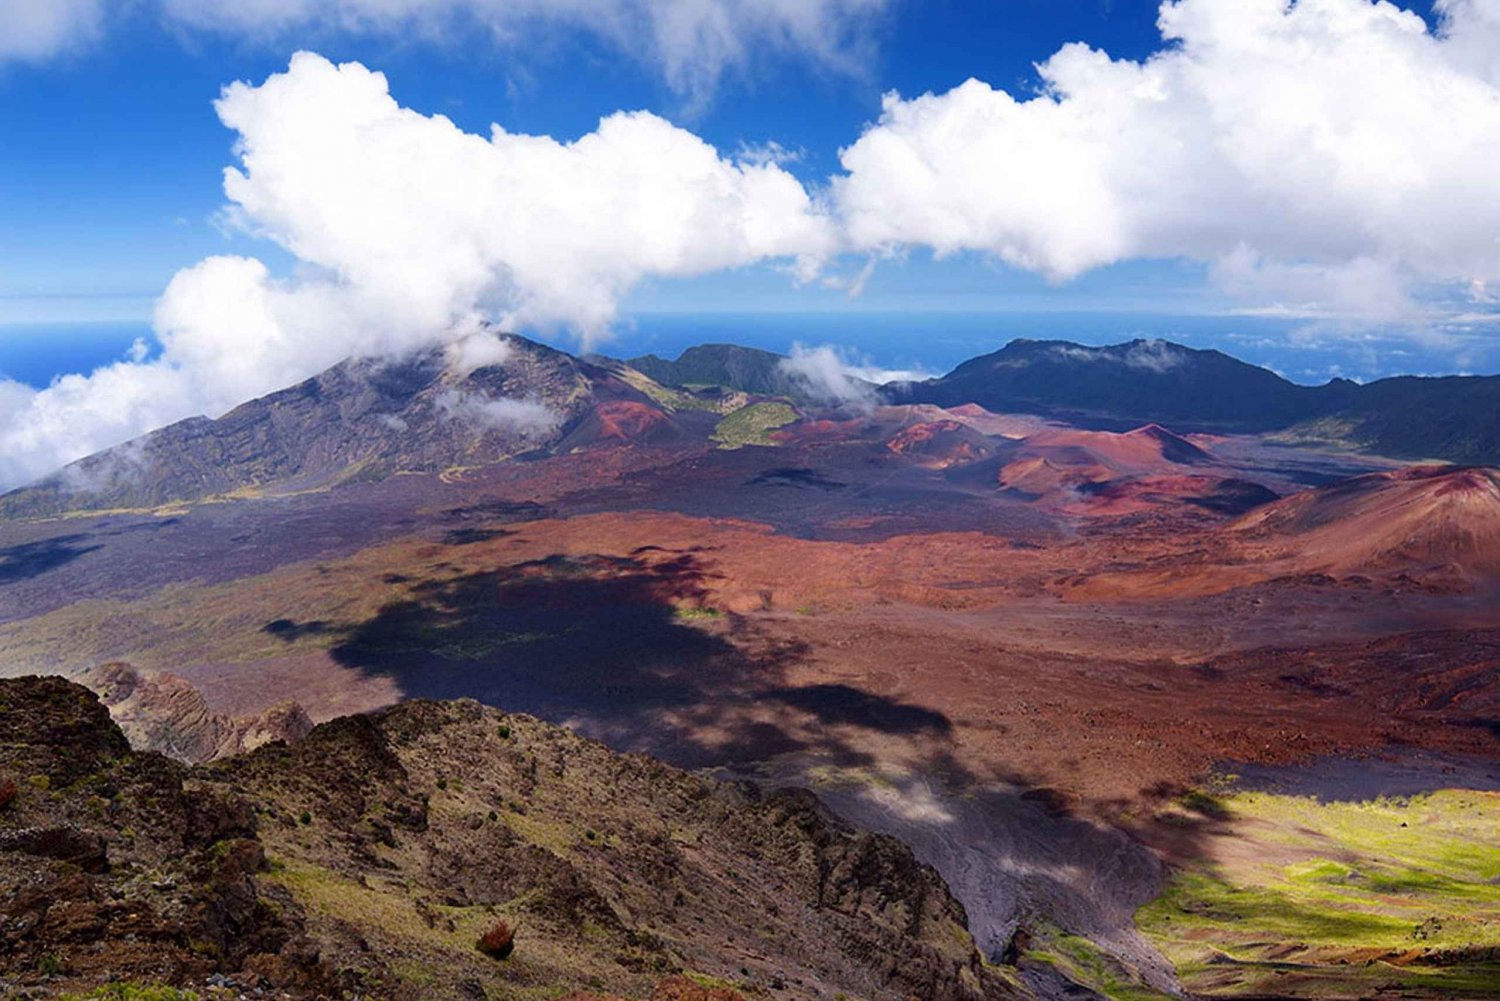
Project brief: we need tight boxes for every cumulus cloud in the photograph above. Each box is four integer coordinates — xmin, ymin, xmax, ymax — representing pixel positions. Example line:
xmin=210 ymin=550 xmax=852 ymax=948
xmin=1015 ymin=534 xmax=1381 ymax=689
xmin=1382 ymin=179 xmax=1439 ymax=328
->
xmin=0 ymin=0 xmax=103 ymax=63
xmin=835 ymin=0 xmax=1500 ymax=317
xmin=217 ymin=53 xmax=833 ymax=338
xmin=0 ymin=52 xmax=833 ymax=490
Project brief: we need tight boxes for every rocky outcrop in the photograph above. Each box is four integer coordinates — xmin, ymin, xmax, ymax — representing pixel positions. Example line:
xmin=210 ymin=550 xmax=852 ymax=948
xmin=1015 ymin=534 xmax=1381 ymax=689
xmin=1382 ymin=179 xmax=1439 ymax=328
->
xmin=0 ymin=676 xmax=330 ymax=996
xmin=79 ymin=662 xmax=312 ymax=763
xmin=1 ymin=678 xmax=1022 ymax=1000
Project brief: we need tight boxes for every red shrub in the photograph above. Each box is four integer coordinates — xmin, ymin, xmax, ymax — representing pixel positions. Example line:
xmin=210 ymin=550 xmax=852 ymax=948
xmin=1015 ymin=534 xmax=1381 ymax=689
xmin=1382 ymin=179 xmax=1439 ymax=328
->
xmin=477 ymin=919 xmax=516 ymax=960
xmin=0 ymin=779 xmax=16 ymax=811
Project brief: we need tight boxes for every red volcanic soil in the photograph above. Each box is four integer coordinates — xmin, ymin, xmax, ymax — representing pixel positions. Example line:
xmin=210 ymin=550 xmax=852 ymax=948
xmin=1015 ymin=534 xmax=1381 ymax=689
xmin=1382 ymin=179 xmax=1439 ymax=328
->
xmin=1230 ymin=465 xmax=1500 ymax=580
xmin=993 ymin=423 xmax=1267 ymax=517
xmin=1016 ymin=424 xmax=1213 ymax=473
xmin=942 ymin=404 xmax=1054 ymax=438
xmin=149 ymin=502 xmax=1500 ymax=812
xmin=886 ymin=420 xmax=994 ymax=468
xmin=771 ymin=417 xmax=867 ymax=446
xmin=564 ymin=400 xmax=683 ymax=445
xmin=1054 ymin=474 xmax=1278 ymax=518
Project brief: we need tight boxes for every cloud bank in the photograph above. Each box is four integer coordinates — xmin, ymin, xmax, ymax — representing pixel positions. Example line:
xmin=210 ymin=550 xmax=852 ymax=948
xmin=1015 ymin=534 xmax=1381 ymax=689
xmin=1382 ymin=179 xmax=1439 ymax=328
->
xmin=836 ymin=0 xmax=1500 ymax=319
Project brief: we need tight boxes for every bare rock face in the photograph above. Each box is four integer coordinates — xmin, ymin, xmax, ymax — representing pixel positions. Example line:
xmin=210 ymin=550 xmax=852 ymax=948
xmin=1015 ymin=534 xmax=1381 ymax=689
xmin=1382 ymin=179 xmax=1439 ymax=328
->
xmin=0 ymin=678 xmax=1022 ymax=1000
xmin=0 ymin=676 xmax=331 ymax=995
xmin=79 ymin=661 xmax=313 ymax=763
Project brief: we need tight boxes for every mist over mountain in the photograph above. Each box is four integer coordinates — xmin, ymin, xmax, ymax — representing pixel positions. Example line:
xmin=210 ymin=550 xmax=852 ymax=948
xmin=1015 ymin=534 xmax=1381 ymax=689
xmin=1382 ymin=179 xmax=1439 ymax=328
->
xmin=0 ymin=333 xmax=650 ymax=518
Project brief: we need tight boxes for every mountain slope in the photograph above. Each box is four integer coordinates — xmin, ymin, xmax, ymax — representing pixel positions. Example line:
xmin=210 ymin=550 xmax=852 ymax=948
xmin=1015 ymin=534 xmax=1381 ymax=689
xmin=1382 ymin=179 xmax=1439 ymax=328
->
xmin=892 ymin=339 xmax=1323 ymax=429
xmin=626 ymin=344 xmax=805 ymax=398
xmin=894 ymin=337 xmax=1500 ymax=463
xmin=1228 ymin=465 xmax=1500 ymax=580
xmin=0 ymin=333 xmax=659 ymax=519
xmin=0 ymin=676 xmax=1021 ymax=1000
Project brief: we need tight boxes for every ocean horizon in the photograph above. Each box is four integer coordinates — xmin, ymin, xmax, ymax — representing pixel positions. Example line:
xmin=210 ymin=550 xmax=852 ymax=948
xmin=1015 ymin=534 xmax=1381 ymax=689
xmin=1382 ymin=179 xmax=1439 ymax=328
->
xmin=2 ymin=311 xmax=1494 ymax=391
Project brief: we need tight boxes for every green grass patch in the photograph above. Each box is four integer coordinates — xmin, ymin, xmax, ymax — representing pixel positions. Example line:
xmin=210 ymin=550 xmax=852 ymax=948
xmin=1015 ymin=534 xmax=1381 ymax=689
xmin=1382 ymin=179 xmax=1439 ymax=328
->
xmin=59 ymin=986 xmax=199 ymax=1001
xmin=711 ymin=402 xmax=798 ymax=449
xmin=1024 ymin=926 xmax=1175 ymax=1000
xmin=672 ymin=606 xmax=722 ymax=622
xmin=1137 ymin=788 xmax=1500 ymax=997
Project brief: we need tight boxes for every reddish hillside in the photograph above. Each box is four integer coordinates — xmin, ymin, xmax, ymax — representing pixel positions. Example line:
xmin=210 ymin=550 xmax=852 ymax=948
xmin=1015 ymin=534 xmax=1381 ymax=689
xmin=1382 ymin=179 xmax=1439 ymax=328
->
xmin=1229 ymin=465 xmax=1500 ymax=579
xmin=886 ymin=420 xmax=996 ymax=468
xmin=996 ymin=423 xmax=1243 ymax=515
xmin=1015 ymin=424 xmax=1213 ymax=473
xmin=558 ymin=400 xmax=688 ymax=448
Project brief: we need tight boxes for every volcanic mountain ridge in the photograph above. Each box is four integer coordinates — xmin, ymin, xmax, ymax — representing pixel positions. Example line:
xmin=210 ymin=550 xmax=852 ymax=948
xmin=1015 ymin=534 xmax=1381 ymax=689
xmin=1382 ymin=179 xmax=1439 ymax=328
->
xmin=0 ymin=675 xmax=1020 ymax=1001
xmin=0 ymin=332 xmax=698 ymax=520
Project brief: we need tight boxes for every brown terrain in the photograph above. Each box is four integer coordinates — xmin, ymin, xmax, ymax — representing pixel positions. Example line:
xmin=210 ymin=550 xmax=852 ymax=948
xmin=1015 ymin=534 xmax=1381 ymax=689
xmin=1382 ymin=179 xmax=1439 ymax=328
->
xmin=1 ymin=334 xmax=1498 ymax=997
xmin=0 ymin=676 xmax=1017 ymax=1000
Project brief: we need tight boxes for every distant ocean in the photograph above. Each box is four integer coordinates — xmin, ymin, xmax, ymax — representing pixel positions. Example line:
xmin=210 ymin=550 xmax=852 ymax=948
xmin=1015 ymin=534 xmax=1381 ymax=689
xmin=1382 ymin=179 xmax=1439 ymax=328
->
xmin=0 ymin=322 xmax=153 ymax=388
xmin=2 ymin=312 xmax=1494 ymax=390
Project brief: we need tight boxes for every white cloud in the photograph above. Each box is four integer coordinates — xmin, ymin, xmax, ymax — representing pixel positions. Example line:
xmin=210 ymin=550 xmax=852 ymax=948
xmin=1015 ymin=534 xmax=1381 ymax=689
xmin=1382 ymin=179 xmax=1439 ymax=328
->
xmin=835 ymin=0 xmax=1500 ymax=315
xmin=445 ymin=329 xmax=514 ymax=377
xmin=0 ymin=52 xmax=833 ymax=490
xmin=216 ymin=53 xmax=833 ymax=339
xmin=777 ymin=342 xmax=927 ymax=409
xmin=1046 ymin=340 xmax=1188 ymax=373
xmin=435 ymin=389 xmax=559 ymax=434
xmin=0 ymin=0 xmax=103 ymax=63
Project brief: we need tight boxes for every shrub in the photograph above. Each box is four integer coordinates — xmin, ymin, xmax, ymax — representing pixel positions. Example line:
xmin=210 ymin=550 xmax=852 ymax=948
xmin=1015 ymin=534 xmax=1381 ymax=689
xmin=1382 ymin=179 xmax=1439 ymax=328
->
xmin=0 ymin=778 xmax=18 ymax=810
xmin=476 ymin=919 xmax=516 ymax=960
xmin=298 ymin=811 xmax=312 ymax=826
xmin=497 ymin=724 xmax=511 ymax=739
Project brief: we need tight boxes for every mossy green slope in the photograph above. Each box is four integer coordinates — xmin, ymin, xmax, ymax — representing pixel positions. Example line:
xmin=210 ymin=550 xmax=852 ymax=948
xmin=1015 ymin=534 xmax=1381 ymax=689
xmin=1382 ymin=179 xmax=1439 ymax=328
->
xmin=711 ymin=402 xmax=798 ymax=449
xmin=1137 ymin=788 xmax=1500 ymax=998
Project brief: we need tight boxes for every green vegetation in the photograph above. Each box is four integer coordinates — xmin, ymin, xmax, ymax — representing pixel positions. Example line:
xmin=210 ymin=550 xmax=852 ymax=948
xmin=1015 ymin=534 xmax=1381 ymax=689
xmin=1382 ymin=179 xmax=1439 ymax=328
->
xmin=1024 ymin=926 xmax=1175 ymax=1000
xmin=59 ymin=986 xmax=200 ymax=1001
xmin=711 ymin=401 xmax=798 ymax=449
xmin=683 ymin=971 xmax=744 ymax=992
xmin=1136 ymin=788 xmax=1500 ymax=997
